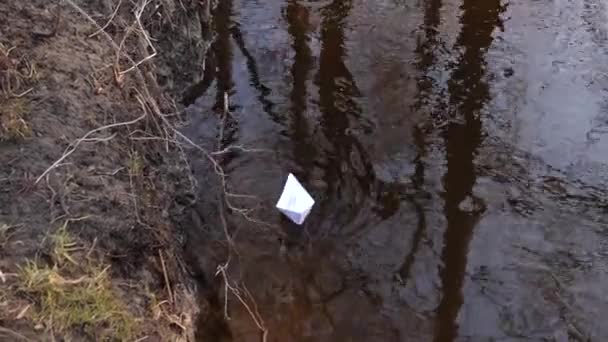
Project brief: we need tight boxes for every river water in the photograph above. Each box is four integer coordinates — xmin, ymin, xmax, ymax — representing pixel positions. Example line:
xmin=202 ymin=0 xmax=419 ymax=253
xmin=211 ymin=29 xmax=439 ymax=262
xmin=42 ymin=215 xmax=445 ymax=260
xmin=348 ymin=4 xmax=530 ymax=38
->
xmin=181 ymin=0 xmax=608 ymax=340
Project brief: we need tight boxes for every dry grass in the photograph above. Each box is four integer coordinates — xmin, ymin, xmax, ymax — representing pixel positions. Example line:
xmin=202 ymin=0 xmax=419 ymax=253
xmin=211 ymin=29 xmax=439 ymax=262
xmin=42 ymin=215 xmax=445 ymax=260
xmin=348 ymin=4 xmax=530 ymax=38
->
xmin=18 ymin=224 xmax=139 ymax=340
xmin=0 ymin=43 xmax=36 ymax=97
xmin=128 ymin=150 xmax=144 ymax=177
xmin=50 ymin=221 xmax=80 ymax=266
xmin=0 ymin=222 xmax=19 ymax=247
xmin=0 ymin=43 xmax=35 ymax=141
xmin=0 ymin=97 xmax=32 ymax=140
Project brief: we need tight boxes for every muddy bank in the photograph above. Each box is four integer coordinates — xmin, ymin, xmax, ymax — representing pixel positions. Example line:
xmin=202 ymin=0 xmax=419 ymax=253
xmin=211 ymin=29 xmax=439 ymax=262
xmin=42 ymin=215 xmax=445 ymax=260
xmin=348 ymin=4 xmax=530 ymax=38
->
xmin=0 ymin=0 xmax=208 ymax=340
xmin=179 ymin=0 xmax=608 ymax=341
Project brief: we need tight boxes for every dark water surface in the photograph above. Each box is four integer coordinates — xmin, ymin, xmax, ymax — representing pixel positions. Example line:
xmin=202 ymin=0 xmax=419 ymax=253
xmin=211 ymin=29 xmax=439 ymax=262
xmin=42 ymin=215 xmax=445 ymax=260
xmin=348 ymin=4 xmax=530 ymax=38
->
xmin=183 ymin=0 xmax=608 ymax=340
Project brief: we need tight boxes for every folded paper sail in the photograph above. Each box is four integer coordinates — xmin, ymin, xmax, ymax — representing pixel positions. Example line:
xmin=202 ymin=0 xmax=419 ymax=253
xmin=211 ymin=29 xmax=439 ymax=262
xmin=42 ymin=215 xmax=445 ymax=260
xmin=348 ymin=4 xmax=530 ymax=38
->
xmin=276 ymin=173 xmax=315 ymax=225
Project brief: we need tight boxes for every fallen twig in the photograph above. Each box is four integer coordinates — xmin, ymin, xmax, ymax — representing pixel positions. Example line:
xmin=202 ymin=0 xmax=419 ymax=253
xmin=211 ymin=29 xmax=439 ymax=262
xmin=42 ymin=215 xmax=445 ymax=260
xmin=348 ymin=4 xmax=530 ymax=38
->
xmin=159 ymin=249 xmax=174 ymax=304
xmin=89 ymin=0 xmax=123 ymax=38
xmin=118 ymin=0 xmax=157 ymax=75
xmin=35 ymin=113 xmax=146 ymax=184
xmin=12 ymin=88 xmax=33 ymax=98
xmin=0 ymin=269 xmax=8 ymax=283
xmin=16 ymin=305 xmax=31 ymax=320
xmin=211 ymin=145 xmax=271 ymax=156
xmin=216 ymin=265 xmax=268 ymax=342
xmin=62 ymin=0 xmax=140 ymax=74
xmin=62 ymin=0 xmax=120 ymax=50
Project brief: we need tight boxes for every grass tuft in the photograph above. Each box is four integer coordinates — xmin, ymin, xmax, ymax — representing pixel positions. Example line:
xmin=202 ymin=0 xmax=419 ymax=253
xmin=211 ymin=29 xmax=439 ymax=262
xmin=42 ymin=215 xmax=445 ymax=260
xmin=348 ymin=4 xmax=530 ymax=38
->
xmin=18 ymin=224 xmax=139 ymax=340
xmin=0 ymin=98 xmax=31 ymax=140
xmin=0 ymin=223 xmax=18 ymax=247
xmin=128 ymin=150 xmax=144 ymax=177
xmin=51 ymin=222 xmax=79 ymax=266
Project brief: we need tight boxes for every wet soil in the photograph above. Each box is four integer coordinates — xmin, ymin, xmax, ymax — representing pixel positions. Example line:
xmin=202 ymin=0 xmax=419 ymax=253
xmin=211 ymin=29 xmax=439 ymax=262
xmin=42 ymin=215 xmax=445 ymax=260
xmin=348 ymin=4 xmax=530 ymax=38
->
xmin=182 ymin=0 xmax=608 ymax=341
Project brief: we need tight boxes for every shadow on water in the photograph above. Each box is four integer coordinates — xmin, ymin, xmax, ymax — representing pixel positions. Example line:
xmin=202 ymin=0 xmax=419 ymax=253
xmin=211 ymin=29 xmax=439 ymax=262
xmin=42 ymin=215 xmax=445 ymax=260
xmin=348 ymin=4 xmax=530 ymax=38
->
xmin=230 ymin=25 xmax=283 ymax=123
xmin=183 ymin=0 xmax=234 ymax=108
xmin=434 ymin=0 xmax=506 ymax=340
xmin=416 ymin=0 xmax=442 ymax=89
xmin=212 ymin=0 xmax=233 ymax=112
xmin=286 ymin=0 xmax=316 ymax=182
xmin=315 ymin=0 xmax=378 ymax=230
xmin=397 ymin=128 xmax=430 ymax=283
xmin=213 ymin=0 xmax=241 ymax=152
xmin=191 ymin=1 xmax=236 ymax=341
xmin=181 ymin=1 xmax=215 ymax=107
xmin=397 ymin=0 xmax=442 ymax=285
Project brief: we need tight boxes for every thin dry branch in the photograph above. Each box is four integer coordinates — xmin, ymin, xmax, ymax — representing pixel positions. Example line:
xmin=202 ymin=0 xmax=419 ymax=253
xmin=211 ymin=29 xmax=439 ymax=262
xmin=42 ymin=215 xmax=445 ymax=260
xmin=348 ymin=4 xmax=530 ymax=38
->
xmin=159 ymin=249 xmax=174 ymax=305
xmin=208 ymin=93 xmax=271 ymax=340
xmin=216 ymin=265 xmax=268 ymax=342
xmin=211 ymin=145 xmax=271 ymax=156
xmin=63 ymin=0 xmax=130 ymax=62
xmin=35 ymin=112 xmax=146 ymax=184
xmin=118 ymin=0 xmax=157 ymax=75
xmin=89 ymin=0 xmax=123 ymax=38
xmin=62 ymin=0 xmax=143 ymax=78
xmin=12 ymin=88 xmax=34 ymax=98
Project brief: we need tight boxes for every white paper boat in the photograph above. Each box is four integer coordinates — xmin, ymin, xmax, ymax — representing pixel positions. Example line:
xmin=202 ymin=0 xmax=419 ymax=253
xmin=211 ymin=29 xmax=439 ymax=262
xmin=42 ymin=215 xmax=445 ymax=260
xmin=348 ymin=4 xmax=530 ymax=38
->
xmin=276 ymin=173 xmax=315 ymax=225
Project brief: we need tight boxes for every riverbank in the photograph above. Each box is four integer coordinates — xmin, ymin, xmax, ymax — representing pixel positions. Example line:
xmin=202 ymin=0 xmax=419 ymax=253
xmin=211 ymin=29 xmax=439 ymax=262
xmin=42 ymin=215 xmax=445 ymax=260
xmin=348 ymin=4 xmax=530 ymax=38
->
xmin=0 ymin=1 xmax=208 ymax=340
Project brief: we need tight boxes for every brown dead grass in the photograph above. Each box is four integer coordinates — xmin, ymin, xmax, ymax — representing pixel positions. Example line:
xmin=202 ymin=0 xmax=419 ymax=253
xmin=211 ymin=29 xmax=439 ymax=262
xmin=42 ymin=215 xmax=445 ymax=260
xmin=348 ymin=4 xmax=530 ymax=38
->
xmin=0 ymin=97 xmax=32 ymax=140
xmin=0 ymin=43 xmax=35 ymax=141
